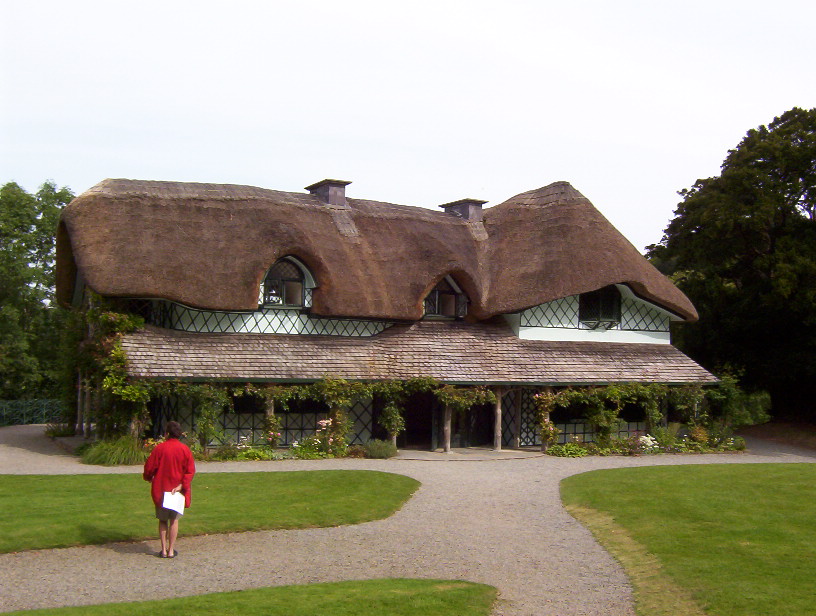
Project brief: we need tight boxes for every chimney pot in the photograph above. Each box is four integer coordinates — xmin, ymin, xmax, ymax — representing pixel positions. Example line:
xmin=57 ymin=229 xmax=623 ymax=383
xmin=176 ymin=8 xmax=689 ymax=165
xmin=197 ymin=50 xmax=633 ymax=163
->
xmin=439 ymin=198 xmax=487 ymax=221
xmin=305 ymin=179 xmax=351 ymax=206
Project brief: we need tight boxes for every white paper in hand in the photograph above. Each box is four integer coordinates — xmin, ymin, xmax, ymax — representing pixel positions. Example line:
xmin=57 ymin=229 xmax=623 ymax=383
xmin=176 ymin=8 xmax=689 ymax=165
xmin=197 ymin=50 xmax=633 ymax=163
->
xmin=162 ymin=491 xmax=185 ymax=515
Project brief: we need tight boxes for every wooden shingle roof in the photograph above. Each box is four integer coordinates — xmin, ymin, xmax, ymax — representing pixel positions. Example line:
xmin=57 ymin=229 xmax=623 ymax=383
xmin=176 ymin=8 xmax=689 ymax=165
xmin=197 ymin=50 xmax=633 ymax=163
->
xmin=120 ymin=321 xmax=716 ymax=385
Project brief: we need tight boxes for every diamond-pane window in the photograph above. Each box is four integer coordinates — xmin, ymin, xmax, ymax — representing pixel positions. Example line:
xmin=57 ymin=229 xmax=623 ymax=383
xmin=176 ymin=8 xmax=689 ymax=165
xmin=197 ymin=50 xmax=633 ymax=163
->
xmin=520 ymin=297 xmax=578 ymax=327
xmin=621 ymin=298 xmax=670 ymax=332
xmin=579 ymin=286 xmax=621 ymax=330
xmin=263 ymin=259 xmax=305 ymax=307
xmin=424 ymin=277 xmax=467 ymax=319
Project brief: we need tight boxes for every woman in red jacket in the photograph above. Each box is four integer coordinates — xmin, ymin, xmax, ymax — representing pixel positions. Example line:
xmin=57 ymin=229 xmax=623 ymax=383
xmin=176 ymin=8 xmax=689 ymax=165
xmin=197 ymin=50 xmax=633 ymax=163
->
xmin=143 ymin=421 xmax=196 ymax=558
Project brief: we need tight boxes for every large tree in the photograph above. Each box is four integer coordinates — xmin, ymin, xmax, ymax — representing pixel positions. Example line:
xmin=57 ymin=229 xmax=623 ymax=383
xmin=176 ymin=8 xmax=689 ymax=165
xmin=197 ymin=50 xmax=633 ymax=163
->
xmin=648 ymin=107 xmax=816 ymax=419
xmin=0 ymin=181 xmax=74 ymax=399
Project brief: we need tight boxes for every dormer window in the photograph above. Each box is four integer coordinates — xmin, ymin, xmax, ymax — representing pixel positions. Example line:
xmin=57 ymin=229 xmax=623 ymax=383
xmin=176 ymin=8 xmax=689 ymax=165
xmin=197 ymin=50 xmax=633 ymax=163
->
xmin=424 ymin=277 xmax=467 ymax=319
xmin=579 ymin=285 xmax=621 ymax=329
xmin=262 ymin=259 xmax=305 ymax=307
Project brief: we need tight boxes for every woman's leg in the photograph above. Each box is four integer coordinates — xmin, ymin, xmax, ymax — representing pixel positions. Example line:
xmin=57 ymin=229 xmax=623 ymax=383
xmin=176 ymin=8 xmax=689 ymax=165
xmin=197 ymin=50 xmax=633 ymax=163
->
xmin=167 ymin=518 xmax=179 ymax=556
xmin=158 ymin=520 xmax=169 ymax=556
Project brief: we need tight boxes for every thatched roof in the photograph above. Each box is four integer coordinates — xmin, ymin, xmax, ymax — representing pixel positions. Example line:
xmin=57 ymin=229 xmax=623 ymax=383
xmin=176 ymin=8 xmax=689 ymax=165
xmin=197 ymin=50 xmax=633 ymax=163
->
xmin=56 ymin=179 xmax=697 ymax=321
xmin=121 ymin=320 xmax=716 ymax=384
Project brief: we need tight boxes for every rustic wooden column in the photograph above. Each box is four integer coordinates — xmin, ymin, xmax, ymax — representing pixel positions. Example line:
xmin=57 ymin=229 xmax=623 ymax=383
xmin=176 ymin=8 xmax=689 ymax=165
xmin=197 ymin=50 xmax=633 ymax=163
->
xmin=540 ymin=386 xmax=553 ymax=452
xmin=492 ymin=386 xmax=505 ymax=451
xmin=442 ymin=405 xmax=452 ymax=453
xmin=512 ymin=389 xmax=522 ymax=448
xmin=265 ymin=397 xmax=275 ymax=419
xmin=75 ymin=374 xmax=84 ymax=435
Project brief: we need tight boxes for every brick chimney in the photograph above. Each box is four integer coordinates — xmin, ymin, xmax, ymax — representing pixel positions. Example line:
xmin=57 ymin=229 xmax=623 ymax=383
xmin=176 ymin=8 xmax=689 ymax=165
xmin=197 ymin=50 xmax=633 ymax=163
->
xmin=439 ymin=198 xmax=487 ymax=221
xmin=305 ymin=179 xmax=351 ymax=206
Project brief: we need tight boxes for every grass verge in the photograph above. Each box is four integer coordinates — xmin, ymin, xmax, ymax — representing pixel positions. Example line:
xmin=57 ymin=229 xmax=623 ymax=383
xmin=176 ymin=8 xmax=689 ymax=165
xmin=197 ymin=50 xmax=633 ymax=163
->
xmin=6 ymin=578 xmax=497 ymax=616
xmin=0 ymin=470 xmax=419 ymax=553
xmin=561 ymin=463 xmax=816 ymax=616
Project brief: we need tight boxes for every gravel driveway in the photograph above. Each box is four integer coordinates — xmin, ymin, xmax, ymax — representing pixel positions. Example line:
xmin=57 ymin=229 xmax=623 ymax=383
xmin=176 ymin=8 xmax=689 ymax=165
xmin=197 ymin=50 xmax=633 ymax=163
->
xmin=1 ymin=425 xmax=814 ymax=615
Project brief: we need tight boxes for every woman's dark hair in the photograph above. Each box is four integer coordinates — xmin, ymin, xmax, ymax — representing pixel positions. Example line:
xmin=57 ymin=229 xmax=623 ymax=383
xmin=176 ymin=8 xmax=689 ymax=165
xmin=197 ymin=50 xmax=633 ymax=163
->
xmin=165 ymin=421 xmax=183 ymax=439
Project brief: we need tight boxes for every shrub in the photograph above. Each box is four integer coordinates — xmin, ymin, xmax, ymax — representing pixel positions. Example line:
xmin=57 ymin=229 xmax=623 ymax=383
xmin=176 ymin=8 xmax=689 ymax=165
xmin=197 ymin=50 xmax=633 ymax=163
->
xmin=290 ymin=436 xmax=330 ymax=459
xmin=263 ymin=414 xmax=283 ymax=448
xmin=651 ymin=422 xmax=682 ymax=449
xmin=689 ymin=425 xmax=709 ymax=444
xmin=364 ymin=439 xmax=398 ymax=459
xmin=346 ymin=445 xmax=366 ymax=458
xmin=73 ymin=442 xmax=92 ymax=457
xmin=81 ymin=436 xmax=149 ymax=466
xmin=210 ymin=443 xmax=241 ymax=460
xmin=546 ymin=442 xmax=589 ymax=457
xmin=237 ymin=447 xmax=285 ymax=461
xmin=44 ymin=423 xmax=76 ymax=438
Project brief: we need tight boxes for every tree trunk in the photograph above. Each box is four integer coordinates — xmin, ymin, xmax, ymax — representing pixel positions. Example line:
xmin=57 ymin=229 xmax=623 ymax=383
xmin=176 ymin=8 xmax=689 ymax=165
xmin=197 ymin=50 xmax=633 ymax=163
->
xmin=492 ymin=386 xmax=504 ymax=451
xmin=75 ymin=373 xmax=84 ymax=436
xmin=84 ymin=383 xmax=94 ymax=439
xmin=540 ymin=410 xmax=551 ymax=453
xmin=442 ymin=405 xmax=452 ymax=453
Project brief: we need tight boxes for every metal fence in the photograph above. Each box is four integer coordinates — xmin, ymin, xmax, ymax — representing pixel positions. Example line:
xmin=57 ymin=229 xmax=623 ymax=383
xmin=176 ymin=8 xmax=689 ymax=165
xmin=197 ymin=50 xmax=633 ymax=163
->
xmin=0 ymin=399 xmax=66 ymax=427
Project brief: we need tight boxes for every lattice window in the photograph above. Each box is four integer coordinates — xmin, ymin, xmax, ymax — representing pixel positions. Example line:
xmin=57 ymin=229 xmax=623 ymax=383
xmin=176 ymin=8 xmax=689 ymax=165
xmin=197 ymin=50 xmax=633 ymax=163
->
xmin=501 ymin=390 xmax=518 ymax=447
xmin=621 ymin=298 xmax=670 ymax=332
xmin=518 ymin=390 xmax=540 ymax=447
xmin=263 ymin=260 xmax=304 ymax=307
xmin=554 ymin=421 xmax=648 ymax=444
xmin=424 ymin=277 xmax=467 ymax=319
xmin=519 ymin=296 xmax=579 ymax=328
xmin=556 ymin=421 xmax=592 ymax=444
xmin=579 ymin=286 xmax=621 ymax=330
xmin=221 ymin=411 xmax=267 ymax=446
xmin=279 ymin=411 xmax=325 ymax=446
xmin=347 ymin=398 xmax=373 ymax=445
xmin=617 ymin=421 xmax=647 ymax=439
xmin=145 ymin=300 xmax=392 ymax=337
xmin=150 ymin=396 xmax=196 ymax=439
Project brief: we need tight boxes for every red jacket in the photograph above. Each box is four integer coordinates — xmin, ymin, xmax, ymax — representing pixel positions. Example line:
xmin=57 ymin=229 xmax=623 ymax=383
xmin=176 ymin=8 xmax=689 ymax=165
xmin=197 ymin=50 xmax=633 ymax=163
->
xmin=143 ymin=438 xmax=196 ymax=508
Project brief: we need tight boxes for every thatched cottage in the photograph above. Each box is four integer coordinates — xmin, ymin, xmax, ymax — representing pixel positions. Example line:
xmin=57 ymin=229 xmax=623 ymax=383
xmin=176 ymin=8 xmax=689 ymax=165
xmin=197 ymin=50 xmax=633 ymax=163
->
xmin=56 ymin=178 xmax=715 ymax=449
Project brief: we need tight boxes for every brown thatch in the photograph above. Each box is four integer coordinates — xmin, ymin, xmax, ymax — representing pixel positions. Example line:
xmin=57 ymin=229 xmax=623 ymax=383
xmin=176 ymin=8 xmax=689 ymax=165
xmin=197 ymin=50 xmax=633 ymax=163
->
xmin=56 ymin=178 xmax=697 ymax=321
xmin=121 ymin=320 xmax=716 ymax=384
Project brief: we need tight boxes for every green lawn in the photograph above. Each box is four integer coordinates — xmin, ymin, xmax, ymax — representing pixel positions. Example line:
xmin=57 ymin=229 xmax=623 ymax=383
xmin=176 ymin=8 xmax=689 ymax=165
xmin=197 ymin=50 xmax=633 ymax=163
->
xmin=561 ymin=464 xmax=816 ymax=616
xmin=5 ymin=579 xmax=497 ymax=616
xmin=0 ymin=470 xmax=419 ymax=553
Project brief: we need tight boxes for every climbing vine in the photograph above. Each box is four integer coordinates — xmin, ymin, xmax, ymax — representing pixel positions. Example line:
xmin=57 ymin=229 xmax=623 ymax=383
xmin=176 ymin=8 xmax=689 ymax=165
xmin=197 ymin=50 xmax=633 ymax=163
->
xmin=434 ymin=384 xmax=496 ymax=413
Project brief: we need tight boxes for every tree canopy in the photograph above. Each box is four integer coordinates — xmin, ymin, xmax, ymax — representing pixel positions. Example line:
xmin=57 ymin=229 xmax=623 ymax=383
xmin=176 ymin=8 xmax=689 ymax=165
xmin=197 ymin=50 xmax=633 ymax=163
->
xmin=0 ymin=181 xmax=74 ymax=398
xmin=648 ymin=107 xmax=816 ymax=419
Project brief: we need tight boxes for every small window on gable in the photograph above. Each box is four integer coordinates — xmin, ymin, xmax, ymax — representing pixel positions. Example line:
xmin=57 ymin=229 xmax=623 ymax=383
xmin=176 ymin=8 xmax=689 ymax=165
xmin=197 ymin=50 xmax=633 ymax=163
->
xmin=424 ymin=277 xmax=468 ymax=319
xmin=263 ymin=259 xmax=304 ymax=307
xmin=579 ymin=285 xmax=621 ymax=329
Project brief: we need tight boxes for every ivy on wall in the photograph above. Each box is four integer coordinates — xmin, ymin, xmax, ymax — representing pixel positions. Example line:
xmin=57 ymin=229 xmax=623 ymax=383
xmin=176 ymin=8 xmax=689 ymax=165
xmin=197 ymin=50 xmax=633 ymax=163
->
xmin=67 ymin=305 xmax=767 ymax=449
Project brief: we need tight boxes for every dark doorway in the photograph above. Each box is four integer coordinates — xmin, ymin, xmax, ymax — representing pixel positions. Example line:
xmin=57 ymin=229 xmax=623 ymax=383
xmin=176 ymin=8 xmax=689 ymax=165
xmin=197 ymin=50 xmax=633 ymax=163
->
xmin=400 ymin=392 xmax=439 ymax=449
xmin=453 ymin=402 xmax=493 ymax=447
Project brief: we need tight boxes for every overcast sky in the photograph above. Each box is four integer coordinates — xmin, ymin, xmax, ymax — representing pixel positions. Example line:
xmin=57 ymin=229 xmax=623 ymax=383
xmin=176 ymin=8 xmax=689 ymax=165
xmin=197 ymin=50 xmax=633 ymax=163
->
xmin=2 ymin=1 xmax=814 ymax=251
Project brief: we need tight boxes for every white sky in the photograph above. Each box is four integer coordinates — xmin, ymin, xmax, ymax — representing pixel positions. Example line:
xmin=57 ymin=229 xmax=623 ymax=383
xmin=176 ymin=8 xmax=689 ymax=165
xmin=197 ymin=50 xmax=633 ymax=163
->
xmin=2 ymin=0 xmax=814 ymax=251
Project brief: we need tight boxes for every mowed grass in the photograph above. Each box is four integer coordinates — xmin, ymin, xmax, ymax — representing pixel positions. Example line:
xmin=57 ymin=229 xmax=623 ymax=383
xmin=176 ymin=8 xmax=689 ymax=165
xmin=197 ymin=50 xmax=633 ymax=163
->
xmin=0 ymin=470 xmax=419 ymax=553
xmin=561 ymin=464 xmax=816 ymax=616
xmin=6 ymin=579 xmax=497 ymax=616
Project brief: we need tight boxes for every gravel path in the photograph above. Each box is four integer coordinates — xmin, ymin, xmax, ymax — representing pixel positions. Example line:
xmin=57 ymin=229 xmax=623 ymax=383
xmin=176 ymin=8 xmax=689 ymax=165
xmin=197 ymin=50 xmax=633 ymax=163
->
xmin=1 ymin=425 xmax=814 ymax=615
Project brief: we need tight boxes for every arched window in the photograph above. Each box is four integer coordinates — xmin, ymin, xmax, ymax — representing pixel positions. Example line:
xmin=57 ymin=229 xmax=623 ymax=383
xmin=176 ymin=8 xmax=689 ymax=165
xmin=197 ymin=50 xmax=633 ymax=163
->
xmin=262 ymin=259 xmax=305 ymax=307
xmin=579 ymin=285 xmax=621 ymax=329
xmin=424 ymin=277 xmax=468 ymax=319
